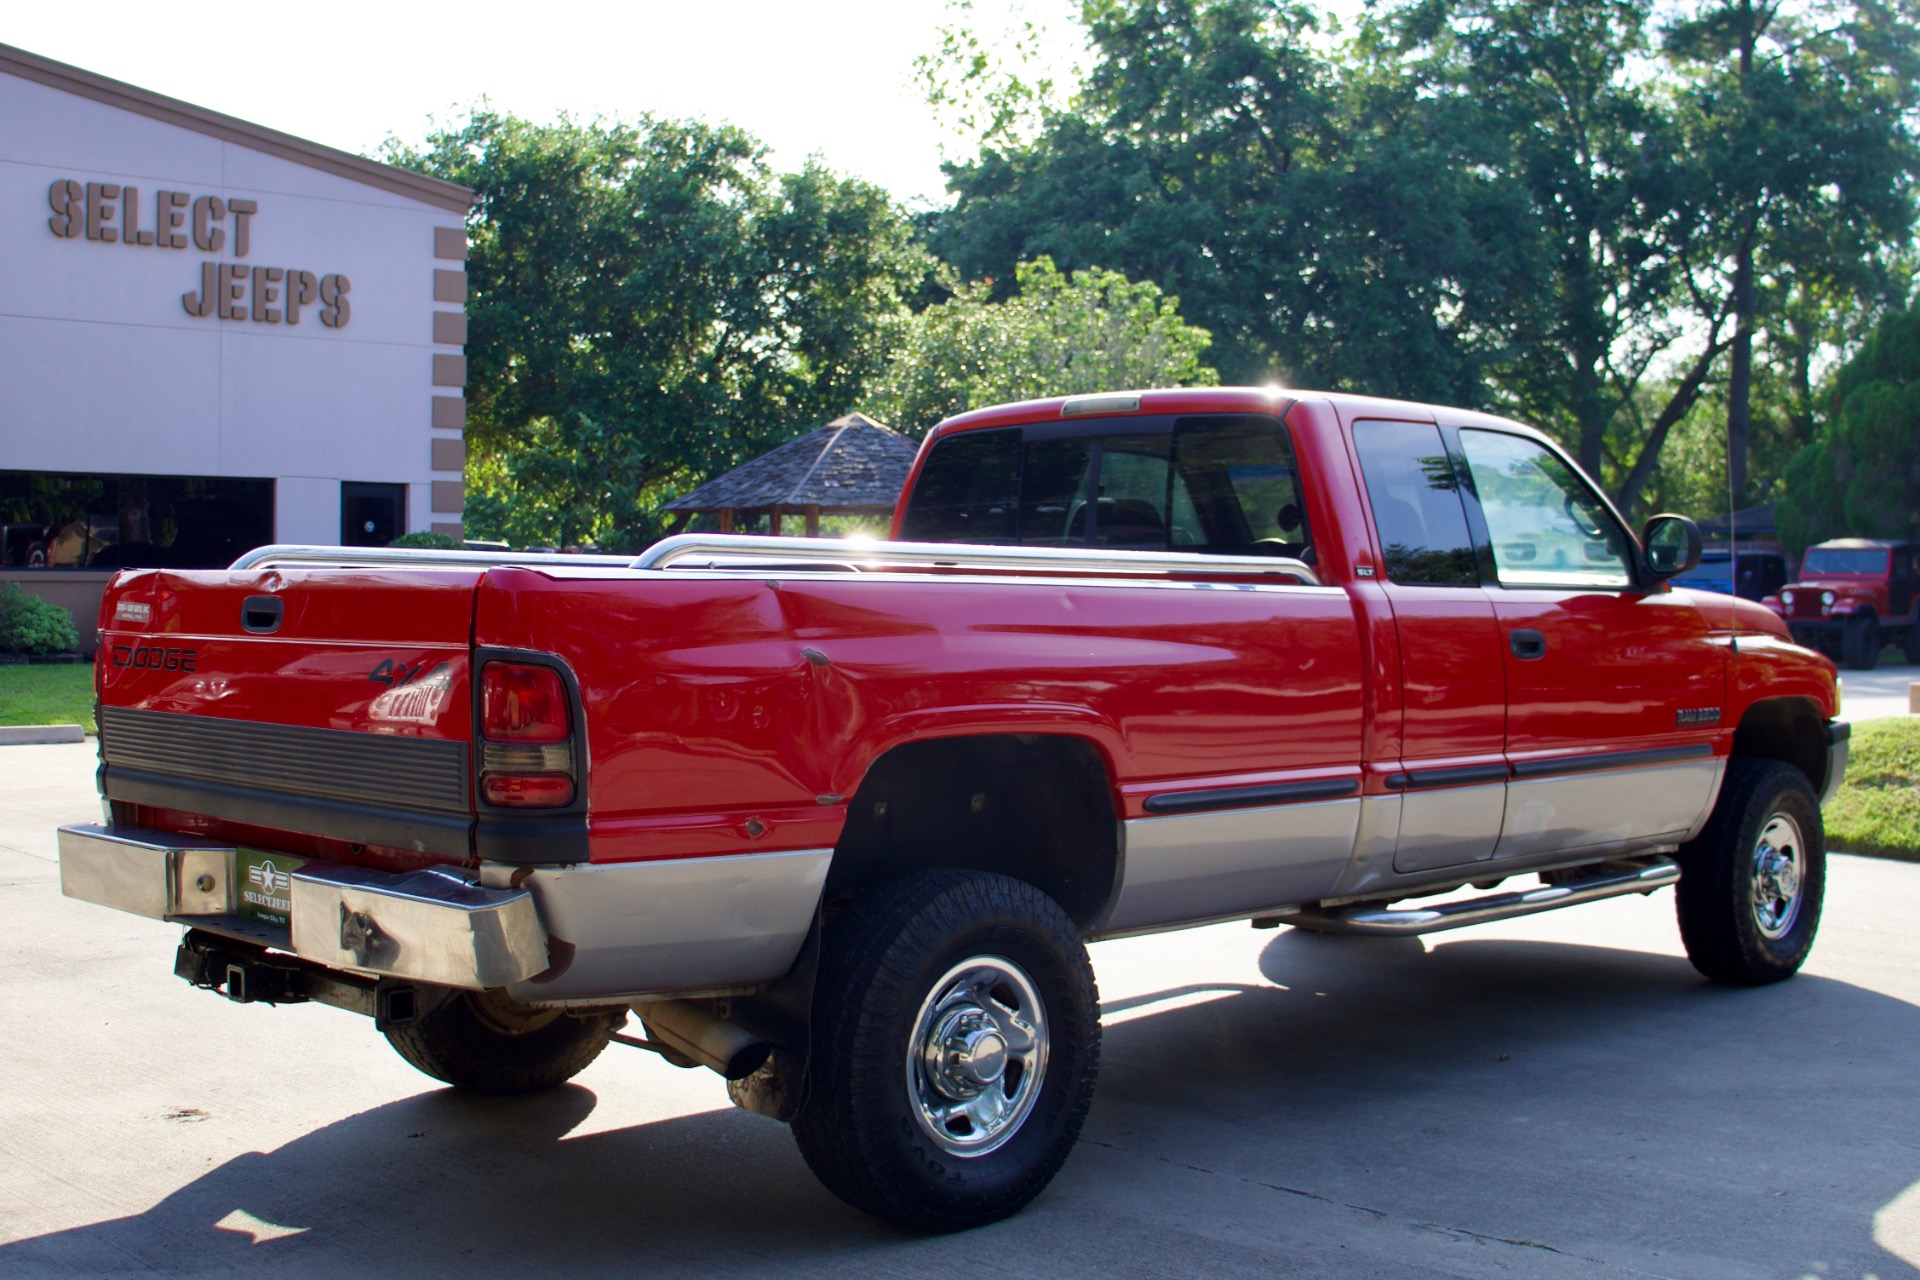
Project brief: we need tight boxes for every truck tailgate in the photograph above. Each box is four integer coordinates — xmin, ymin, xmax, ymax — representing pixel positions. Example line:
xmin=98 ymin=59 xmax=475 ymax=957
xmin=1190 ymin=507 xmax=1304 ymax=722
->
xmin=96 ymin=567 xmax=483 ymax=864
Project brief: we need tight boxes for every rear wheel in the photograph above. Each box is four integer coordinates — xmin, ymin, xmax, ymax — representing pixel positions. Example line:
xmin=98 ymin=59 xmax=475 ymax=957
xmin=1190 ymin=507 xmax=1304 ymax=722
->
xmin=1675 ymin=759 xmax=1824 ymax=985
xmin=791 ymin=870 xmax=1100 ymax=1232
xmin=1843 ymin=613 xmax=1881 ymax=670
xmin=1903 ymin=625 xmax=1920 ymax=666
xmin=384 ymin=989 xmax=620 ymax=1094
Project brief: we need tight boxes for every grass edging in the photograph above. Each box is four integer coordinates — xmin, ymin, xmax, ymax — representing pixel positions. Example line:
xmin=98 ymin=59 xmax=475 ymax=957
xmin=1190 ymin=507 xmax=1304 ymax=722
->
xmin=0 ymin=661 xmax=96 ymax=734
xmin=1824 ymin=717 xmax=1920 ymax=862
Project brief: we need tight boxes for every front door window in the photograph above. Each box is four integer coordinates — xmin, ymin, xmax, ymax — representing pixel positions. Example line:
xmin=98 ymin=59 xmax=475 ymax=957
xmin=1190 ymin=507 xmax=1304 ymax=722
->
xmin=1458 ymin=430 xmax=1632 ymax=589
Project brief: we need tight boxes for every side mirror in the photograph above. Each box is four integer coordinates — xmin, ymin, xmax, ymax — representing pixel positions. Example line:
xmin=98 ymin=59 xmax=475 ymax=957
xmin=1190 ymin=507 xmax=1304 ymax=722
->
xmin=1641 ymin=513 xmax=1703 ymax=580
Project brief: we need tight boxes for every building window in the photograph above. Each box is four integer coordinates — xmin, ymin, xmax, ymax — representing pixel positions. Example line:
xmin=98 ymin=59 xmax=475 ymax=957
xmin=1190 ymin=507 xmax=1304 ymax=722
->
xmin=340 ymin=482 xmax=407 ymax=547
xmin=0 ymin=472 xmax=274 ymax=570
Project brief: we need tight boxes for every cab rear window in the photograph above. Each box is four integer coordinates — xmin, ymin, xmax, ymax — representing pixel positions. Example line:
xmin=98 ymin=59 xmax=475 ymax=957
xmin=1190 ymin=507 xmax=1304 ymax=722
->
xmin=899 ymin=415 xmax=1311 ymax=560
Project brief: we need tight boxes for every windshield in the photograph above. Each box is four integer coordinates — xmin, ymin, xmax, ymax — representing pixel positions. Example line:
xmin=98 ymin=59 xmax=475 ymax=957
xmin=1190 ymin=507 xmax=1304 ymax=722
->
xmin=1801 ymin=548 xmax=1888 ymax=576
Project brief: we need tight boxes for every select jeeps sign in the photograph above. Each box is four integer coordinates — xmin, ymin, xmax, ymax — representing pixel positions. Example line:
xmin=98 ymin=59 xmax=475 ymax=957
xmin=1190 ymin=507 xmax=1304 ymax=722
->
xmin=46 ymin=179 xmax=352 ymax=328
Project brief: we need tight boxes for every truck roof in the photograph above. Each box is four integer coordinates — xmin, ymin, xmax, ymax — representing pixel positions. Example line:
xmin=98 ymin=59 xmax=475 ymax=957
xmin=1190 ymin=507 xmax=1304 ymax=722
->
xmin=927 ymin=386 xmax=1541 ymax=439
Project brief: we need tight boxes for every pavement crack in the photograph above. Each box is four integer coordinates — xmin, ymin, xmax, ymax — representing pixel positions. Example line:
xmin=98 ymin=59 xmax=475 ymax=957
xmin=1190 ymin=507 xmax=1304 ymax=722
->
xmin=1080 ymin=1137 xmax=1675 ymax=1274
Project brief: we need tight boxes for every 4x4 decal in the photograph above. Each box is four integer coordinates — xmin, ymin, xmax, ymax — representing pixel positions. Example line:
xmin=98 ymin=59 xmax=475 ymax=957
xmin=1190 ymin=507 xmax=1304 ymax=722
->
xmin=367 ymin=659 xmax=432 ymax=687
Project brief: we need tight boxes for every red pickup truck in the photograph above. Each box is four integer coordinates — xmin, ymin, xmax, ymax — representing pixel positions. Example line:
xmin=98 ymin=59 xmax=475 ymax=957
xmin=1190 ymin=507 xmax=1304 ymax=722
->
xmin=59 ymin=387 xmax=1846 ymax=1231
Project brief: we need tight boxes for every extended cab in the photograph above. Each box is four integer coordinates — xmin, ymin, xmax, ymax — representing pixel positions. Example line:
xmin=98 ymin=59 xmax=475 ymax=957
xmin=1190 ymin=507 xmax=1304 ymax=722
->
xmin=59 ymin=388 xmax=1846 ymax=1231
xmin=1767 ymin=537 xmax=1920 ymax=669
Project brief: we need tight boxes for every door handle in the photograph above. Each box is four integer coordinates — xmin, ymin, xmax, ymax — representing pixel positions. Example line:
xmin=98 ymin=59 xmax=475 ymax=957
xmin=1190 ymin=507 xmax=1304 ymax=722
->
xmin=1510 ymin=628 xmax=1546 ymax=660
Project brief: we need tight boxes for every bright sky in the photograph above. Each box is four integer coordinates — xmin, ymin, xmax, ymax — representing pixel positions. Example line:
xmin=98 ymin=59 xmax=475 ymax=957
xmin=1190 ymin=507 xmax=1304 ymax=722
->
xmin=7 ymin=0 xmax=1090 ymax=209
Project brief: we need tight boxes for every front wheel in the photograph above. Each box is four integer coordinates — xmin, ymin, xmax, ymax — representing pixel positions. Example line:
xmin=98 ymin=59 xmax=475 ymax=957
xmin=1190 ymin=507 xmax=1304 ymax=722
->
xmin=791 ymin=870 xmax=1100 ymax=1232
xmin=1675 ymin=759 xmax=1825 ymax=985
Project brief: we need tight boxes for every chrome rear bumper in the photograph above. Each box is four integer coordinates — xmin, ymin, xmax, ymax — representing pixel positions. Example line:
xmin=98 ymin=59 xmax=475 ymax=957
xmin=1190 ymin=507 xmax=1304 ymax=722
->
xmin=57 ymin=824 xmax=547 ymax=989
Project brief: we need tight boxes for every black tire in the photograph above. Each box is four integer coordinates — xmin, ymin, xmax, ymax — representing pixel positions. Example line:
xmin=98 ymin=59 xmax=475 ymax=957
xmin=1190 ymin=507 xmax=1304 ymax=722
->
xmin=384 ymin=989 xmax=620 ymax=1094
xmin=1843 ymin=613 xmax=1880 ymax=670
xmin=1903 ymin=625 xmax=1920 ymax=666
xmin=1675 ymin=758 xmax=1824 ymax=985
xmin=791 ymin=870 xmax=1100 ymax=1232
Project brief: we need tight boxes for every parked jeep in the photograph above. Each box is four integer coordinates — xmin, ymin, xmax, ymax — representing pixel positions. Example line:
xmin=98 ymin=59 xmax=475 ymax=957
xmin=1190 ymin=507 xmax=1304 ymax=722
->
xmin=1767 ymin=538 xmax=1920 ymax=669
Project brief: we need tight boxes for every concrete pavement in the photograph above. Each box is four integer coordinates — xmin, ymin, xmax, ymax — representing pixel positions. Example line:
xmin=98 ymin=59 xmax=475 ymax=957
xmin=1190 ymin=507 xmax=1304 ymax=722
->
xmin=3 ymin=740 xmax=1919 ymax=1277
xmin=1842 ymin=661 xmax=1920 ymax=723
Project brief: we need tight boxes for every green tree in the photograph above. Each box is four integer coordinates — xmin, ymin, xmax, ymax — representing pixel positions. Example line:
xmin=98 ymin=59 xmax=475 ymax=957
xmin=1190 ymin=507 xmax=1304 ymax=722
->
xmin=385 ymin=110 xmax=922 ymax=550
xmin=1778 ymin=300 xmax=1920 ymax=551
xmin=925 ymin=0 xmax=1919 ymax=519
xmin=1662 ymin=0 xmax=1920 ymax=504
xmin=863 ymin=256 xmax=1219 ymax=434
xmin=928 ymin=0 xmax=1519 ymax=404
xmin=1389 ymin=0 xmax=1748 ymax=515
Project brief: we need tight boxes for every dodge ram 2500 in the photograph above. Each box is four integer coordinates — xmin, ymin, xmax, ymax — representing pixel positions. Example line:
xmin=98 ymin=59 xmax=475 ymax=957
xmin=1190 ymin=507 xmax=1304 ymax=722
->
xmin=59 ymin=387 xmax=1846 ymax=1230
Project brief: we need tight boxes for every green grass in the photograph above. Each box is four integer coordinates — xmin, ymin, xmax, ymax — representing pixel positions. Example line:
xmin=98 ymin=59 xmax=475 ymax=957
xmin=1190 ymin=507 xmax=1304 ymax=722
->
xmin=1824 ymin=717 xmax=1920 ymax=861
xmin=0 ymin=662 xmax=96 ymax=733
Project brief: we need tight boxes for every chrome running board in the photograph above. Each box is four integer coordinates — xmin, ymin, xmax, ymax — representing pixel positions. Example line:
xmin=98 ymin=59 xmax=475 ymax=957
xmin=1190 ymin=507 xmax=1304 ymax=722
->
xmin=1287 ymin=857 xmax=1680 ymax=937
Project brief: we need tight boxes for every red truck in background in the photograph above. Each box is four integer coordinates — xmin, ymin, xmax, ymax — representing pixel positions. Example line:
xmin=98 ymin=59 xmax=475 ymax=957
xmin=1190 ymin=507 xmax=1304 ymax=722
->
xmin=1766 ymin=537 xmax=1920 ymax=669
xmin=59 ymin=387 xmax=1846 ymax=1231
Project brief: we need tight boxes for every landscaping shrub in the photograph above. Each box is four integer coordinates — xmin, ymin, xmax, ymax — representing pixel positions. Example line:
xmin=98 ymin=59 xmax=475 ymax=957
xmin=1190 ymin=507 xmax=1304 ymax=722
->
xmin=388 ymin=531 xmax=461 ymax=549
xmin=0 ymin=583 xmax=78 ymax=655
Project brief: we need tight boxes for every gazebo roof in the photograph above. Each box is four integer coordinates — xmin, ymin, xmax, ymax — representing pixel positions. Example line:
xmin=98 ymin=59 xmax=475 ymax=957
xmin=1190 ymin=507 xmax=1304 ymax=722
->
xmin=662 ymin=413 xmax=920 ymax=513
xmin=1695 ymin=503 xmax=1776 ymax=540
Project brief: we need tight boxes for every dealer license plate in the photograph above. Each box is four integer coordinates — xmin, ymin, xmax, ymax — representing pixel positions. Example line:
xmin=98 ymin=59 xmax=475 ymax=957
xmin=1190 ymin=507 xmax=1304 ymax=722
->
xmin=236 ymin=849 xmax=304 ymax=927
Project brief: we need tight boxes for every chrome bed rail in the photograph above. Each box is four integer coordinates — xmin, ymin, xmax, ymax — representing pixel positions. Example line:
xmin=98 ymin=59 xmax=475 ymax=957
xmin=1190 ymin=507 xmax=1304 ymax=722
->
xmin=231 ymin=545 xmax=637 ymax=570
xmin=232 ymin=538 xmax=1321 ymax=584
xmin=631 ymin=534 xmax=1320 ymax=584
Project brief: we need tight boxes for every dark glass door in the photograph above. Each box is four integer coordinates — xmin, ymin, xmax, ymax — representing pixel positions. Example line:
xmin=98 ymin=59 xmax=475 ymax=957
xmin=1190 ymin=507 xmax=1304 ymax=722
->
xmin=341 ymin=482 xmax=406 ymax=547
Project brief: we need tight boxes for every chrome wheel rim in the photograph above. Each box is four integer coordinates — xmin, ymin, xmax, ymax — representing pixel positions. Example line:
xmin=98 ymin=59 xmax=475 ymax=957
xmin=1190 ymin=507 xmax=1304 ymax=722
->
xmin=1750 ymin=813 xmax=1806 ymax=940
xmin=906 ymin=956 xmax=1049 ymax=1158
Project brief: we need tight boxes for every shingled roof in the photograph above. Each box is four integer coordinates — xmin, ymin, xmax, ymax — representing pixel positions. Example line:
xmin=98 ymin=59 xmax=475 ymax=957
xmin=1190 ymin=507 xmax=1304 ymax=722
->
xmin=662 ymin=413 xmax=919 ymax=514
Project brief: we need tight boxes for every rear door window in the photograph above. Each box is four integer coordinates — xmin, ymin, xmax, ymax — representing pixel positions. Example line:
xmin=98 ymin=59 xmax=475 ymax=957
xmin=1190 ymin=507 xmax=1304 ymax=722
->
xmin=1352 ymin=421 xmax=1478 ymax=586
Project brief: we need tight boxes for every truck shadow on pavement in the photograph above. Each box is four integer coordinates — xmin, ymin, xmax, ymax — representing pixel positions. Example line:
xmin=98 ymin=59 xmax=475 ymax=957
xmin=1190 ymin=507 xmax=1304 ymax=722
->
xmin=6 ymin=932 xmax=1918 ymax=1278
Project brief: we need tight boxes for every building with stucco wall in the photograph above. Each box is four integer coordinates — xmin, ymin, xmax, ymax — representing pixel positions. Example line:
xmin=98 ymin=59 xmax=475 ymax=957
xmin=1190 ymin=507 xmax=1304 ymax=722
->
xmin=0 ymin=44 xmax=472 ymax=652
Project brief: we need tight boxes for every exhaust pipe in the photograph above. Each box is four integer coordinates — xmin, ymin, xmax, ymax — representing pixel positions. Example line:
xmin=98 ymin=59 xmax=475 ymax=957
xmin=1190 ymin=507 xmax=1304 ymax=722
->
xmin=637 ymin=1000 xmax=770 ymax=1080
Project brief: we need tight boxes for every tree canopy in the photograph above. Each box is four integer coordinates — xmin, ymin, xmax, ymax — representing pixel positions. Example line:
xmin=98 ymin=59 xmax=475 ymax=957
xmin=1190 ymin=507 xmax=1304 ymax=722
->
xmin=382 ymin=0 xmax=1920 ymax=544
xmin=1778 ymin=300 xmax=1920 ymax=549
xmin=386 ymin=110 xmax=923 ymax=550
xmin=925 ymin=0 xmax=1920 ymax=517
xmin=862 ymin=256 xmax=1219 ymax=434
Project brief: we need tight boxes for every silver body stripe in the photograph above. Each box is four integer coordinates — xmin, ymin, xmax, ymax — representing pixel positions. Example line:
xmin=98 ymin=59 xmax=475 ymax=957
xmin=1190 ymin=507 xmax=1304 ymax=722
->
xmin=1102 ymin=799 xmax=1359 ymax=935
xmin=1494 ymin=759 xmax=1724 ymax=859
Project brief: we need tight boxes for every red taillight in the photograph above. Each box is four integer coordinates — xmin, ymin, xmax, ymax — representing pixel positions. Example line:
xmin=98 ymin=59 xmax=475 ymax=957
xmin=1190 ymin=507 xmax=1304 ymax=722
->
xmin=482 ymin=664 xmax=570 ymax=742
xmin=480 ymin=662 xmax=575 ymax=808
